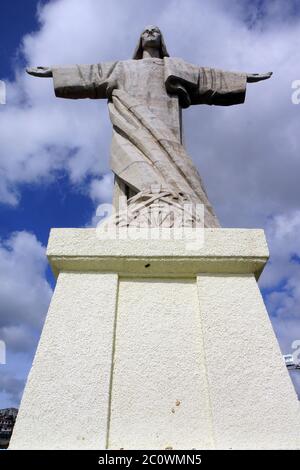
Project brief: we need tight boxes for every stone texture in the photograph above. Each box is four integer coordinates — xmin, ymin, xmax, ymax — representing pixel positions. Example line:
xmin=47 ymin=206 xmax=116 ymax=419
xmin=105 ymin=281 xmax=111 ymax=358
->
xmin=109 ymin=278 xmax=214 ymax=450
xmin=9 ymin=272 xmax=118 ymax=450
xmin=10 ymin=228 xmax=300 ymax=450
xmin=47 ymin=227 xmax=269 ymax=279
xmin=197 ymin=273 xmax=300 ymax=449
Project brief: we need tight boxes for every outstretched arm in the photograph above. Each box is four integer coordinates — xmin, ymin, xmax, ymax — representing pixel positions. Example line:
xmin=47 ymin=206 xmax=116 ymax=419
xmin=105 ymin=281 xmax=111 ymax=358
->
xmin=164 ymin=58 xmax=273 ymax=108
xmin=26 ymin=62 xmax=118 ymax=100
xmin=27 ymin=67 xmax=53 ymax=77
xmin=247 ymin=72 xmax=272 ymax=83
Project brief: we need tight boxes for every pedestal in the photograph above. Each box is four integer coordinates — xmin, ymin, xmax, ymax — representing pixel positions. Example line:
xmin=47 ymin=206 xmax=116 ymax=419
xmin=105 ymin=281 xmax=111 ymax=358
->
xmin=10 ymin=228 xmax=300 ymax=449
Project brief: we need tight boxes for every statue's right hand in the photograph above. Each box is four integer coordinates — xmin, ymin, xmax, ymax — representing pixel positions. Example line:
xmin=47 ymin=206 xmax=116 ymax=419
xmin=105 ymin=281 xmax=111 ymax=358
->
xmin=26 ymin=66 xmax=53 ymax=77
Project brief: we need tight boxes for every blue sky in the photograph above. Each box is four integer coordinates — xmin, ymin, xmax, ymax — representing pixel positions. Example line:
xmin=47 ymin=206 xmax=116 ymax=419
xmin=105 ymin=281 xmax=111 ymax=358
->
xmin=0 ymin=1 xmax=41 ymax=78
xmin=0 ymin=0 xmax=99 ymax=305
xmin=0 ymin=0 xmax=300 ymax=408
xmin=0 ymin=0 xmax=96 ymax=276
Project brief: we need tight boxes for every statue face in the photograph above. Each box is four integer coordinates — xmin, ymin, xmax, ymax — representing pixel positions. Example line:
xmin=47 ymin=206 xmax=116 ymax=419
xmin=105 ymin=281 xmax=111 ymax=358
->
xmin=141 ymin=25 xmax=161 ymax=50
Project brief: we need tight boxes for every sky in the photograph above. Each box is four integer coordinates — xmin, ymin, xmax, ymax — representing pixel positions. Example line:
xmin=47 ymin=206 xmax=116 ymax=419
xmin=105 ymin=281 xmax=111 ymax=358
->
xmin=0 ymin=0 xmax=300 ymax=408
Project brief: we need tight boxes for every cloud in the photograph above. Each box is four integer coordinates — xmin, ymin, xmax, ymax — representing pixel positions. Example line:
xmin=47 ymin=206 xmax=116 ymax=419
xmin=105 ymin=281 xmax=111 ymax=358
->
xmin=260 ymin=210 xmax=300 ymax=342
xmin=260 ymin=211 xmax=300 ymax=290
xmin=0 ymin=231 xmax=51 ymax=407
xmin=0 ymin=0 xmax=153 ymax=207
xmin=258 ymin=210 xmax=300 ymax=398
xmin=0 ymin=326 xmax=35 ymax=354
xmin=0 ymin=231 xmax=52 ymax=333
xmin=0 ymin=372 xmax=25 ymax=406
xmin=87 ymin=172 xmax=114 ymax=226
xmin=89 ymin=172 xmax=114 ymax=205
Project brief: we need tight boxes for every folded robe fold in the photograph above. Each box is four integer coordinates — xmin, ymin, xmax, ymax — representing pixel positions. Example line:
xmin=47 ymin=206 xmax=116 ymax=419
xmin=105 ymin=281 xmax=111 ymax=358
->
xmin=52 ymin=58 xmax=247 ymax=227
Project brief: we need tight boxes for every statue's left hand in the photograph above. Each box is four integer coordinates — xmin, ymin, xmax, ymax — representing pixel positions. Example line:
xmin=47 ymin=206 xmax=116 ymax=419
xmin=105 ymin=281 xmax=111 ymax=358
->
xmin=247 ymin=72 xmax=272 ymax=83
xmin=26 ymin=67 xmax=53 ymax=78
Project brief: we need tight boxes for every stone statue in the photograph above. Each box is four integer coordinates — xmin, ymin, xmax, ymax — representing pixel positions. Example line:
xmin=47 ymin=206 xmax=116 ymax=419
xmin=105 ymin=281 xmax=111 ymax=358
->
xmin=27 ymin=26 xmax=272 ymax=227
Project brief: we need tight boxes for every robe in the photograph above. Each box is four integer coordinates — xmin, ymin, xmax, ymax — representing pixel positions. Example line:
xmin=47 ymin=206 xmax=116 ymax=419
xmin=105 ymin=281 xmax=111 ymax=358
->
xmin=52 ymin=57 xmax=247 ymax=227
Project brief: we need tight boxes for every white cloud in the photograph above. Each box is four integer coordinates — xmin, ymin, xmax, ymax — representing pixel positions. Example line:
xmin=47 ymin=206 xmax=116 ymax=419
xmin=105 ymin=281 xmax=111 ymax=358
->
xmin=89 ymin=172 xmax=114 ymax=205
xmin=0 ymin=372 xmax=25 ymax=406
xmin=260 ymin=210 xmax=300 ymax=336
xmin=260 ymin=210 xmax=300 ymax=292
xmin=0 ymin=326 xmax=35 ymax=354
xmin=0 ymin=231 xmax=52 ymax=332
xmin=258 ymin=210 xmax=300 ymax=397
xmin=87 ymin=173 xmax=114 ymax=227
xmin=0 ymin=231 xmax=52 ymax=407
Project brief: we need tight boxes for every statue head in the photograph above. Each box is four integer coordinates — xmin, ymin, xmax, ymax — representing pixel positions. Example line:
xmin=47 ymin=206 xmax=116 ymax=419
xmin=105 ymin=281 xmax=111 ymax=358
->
xmin=133 ymin=25 xmax=170 ymax=60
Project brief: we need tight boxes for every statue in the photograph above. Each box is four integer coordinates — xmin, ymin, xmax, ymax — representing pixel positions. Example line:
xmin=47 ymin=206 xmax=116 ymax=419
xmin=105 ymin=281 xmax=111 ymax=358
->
xmin=27 ymin=26 xmax=272 ymax=228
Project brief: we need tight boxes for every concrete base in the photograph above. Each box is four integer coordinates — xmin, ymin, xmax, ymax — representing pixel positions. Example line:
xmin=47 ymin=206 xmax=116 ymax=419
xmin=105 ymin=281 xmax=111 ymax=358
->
xmin=10 ymin=229 xmax=300 ymax=449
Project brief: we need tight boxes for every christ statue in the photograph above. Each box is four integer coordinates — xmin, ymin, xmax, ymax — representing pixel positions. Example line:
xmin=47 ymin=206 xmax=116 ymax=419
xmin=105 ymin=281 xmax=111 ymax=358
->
xmin=27 ymin=26 xmax=271 ymax=227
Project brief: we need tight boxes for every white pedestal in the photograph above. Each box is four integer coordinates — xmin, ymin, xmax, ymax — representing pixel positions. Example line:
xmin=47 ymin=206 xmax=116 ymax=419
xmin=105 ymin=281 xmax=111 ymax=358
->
xmin=10 ymin=229 xmax=300 ymax=449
